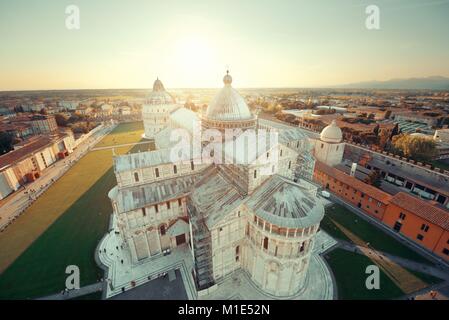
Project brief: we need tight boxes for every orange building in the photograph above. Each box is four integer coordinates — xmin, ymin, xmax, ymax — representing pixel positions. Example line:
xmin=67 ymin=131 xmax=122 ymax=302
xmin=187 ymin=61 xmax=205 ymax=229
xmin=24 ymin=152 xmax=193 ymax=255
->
xmin=314 ymin=161 xmax=392 ymax=220
xmin=313 ymin=161 xmax=449 ymax=261
xmin=382 ymin=192 xmax=449 ymax=261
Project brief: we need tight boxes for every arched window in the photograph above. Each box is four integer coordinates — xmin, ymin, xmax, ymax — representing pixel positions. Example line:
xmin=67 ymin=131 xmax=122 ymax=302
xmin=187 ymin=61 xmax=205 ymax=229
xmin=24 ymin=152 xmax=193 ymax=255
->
xmin=134 ymin=172 xmax=139 ymax=182
xmin=263 ymin=237 xmax=269 ymax=250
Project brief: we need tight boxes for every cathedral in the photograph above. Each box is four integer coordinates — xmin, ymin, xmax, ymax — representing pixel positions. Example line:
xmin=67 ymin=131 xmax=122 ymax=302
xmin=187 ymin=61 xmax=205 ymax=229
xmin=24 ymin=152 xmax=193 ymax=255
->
xmin=98 ymin=72 xmax=335 ymax=299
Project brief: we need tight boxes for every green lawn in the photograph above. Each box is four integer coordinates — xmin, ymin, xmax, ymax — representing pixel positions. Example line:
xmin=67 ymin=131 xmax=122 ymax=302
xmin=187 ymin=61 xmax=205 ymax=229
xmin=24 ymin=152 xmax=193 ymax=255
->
xmin=94 ymin=122 xmax=144 ymax=147
xmin=325 ymin=248 xmax=443 ymax=300
xmin=0 ymin=122 xmax=145 ymax=299
xmin=321 ymin=204 xmax=432 ymax=265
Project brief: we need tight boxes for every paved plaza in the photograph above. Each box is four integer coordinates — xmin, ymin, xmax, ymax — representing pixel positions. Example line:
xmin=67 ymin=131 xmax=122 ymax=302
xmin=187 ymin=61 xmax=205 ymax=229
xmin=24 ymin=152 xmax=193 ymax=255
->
xmin=99 ymin=211 xmax=337 ymax=300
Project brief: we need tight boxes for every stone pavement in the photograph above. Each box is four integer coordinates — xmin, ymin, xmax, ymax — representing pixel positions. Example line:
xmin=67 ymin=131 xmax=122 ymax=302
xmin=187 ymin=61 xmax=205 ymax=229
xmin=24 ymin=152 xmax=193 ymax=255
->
xmin=96 ymin=213 xmax=197 ymax=300
xmin=91 ymin=140 xmax=153 ymax=151
xmin=109 ymin=269 xmax=188 ymax=300
xmin=37 ymin=282 xmax=103 ymax=300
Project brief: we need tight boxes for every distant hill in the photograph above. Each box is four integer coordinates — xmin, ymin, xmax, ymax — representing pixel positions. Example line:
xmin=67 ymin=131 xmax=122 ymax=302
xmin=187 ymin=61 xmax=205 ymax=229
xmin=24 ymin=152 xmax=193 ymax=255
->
xmin=336 ymin=76 xmax=449 ymax=90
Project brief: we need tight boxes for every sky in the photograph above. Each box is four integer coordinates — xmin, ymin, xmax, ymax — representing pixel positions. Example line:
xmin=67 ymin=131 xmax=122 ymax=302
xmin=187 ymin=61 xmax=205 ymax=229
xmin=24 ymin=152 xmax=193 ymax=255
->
xmin=0 ymin=0 xmax=449 ymax=90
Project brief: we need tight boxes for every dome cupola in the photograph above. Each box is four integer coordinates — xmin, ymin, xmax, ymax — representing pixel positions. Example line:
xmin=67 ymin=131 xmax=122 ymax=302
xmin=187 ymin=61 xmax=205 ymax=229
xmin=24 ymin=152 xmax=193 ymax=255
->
xmin=320 ymin=120 xmax=343 ymax=143
xmin=205 ymin=71 xmax=253 ymax=121
xmin=147 ymin=78 xmax=175 ymax=105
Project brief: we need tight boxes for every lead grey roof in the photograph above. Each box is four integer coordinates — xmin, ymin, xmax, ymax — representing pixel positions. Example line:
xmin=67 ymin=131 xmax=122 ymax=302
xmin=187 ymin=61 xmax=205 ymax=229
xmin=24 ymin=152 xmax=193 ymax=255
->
xmin=114 ymin=148 xmax=190 ymax=173
xmin=114 ymin=173 xmax=200 ymax=213
xmin=190 ymin=168 xmax=244 ymax=228
xmin=246 ymin=175 xmax=324 ymax=228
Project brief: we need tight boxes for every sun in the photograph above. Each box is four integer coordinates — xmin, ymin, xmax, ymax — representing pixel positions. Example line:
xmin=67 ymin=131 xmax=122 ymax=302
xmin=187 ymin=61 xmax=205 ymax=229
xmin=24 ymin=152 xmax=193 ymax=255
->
xmin=169 ymin=35 xmax=217 ymax=82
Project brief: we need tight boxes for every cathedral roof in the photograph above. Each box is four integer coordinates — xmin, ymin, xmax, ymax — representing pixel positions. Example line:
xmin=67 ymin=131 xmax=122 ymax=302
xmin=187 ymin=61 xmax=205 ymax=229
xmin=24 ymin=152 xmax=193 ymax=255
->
xmin=205 ymin=71 xmax=253 ymax=121
xmin=111 ymin=173 xmax=199 ymax=213
xmin=190 ymin=168 xmax=244 ymax=228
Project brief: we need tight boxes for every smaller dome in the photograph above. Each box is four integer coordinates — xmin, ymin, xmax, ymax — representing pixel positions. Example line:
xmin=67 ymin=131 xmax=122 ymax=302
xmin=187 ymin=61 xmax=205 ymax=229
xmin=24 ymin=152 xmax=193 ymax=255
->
xmin=152 ymin=78 xmax=165 ymax=92
xmin=320 ymin=120 xmax=342 ymax=143
xmin=147 ymin=78 xmax=175 ymax=105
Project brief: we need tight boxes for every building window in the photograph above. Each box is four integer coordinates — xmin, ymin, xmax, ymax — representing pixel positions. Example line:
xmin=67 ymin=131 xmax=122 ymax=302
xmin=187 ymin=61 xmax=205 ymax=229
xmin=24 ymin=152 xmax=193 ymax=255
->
xmin=236 ymin=245 xmax=240 ymax=255
xmin=160 ymin=225 xmax=166 ymax=236
xmin=361 ymin=193 xmax=365 ymax=198
xmin=134 ymin=172 xmax=139 ymax=182
xmin=263 ymin=237 xmax=268 ymax=250
xmin=142 ymin=208 xmax=146 ymax=216
xmin=399 ymin=212 xmax=406 ymax=220
xmin=178 ymin=199 xmax=182 ymax=207
xmin=336 ymin=146 xmax=339 ymax=151
xmin=254 ymin=170 xmax=257 ymax=179
xmin=443 ymin=248 xmax=449 ymax=256
xmin=321 ymin=143 xmax=324 ymax=149
xmin=155 ymin=204 xmax=159 ymax=213
xmin=166 ymin=201 xmax=171 ymax=209
xmin=377 ymin=202 xmax=382 ymax=207
xmin=173 ymin=165 xmax=177 ymax=174
xmin=280 ymin=149 xmax=283 ymax=157
xmin=266 ymin=152 xmax=270 ymax=159
xmin=420 ymin=224 xmax=429 ymax=232
xmin=191 ymin=161 xmax=194 ymax=170
xmin=155 ymin=168 xmax=160 ymax=178
xmin=288 ymin=161 xmax=291 ymax=169
xmin=368 ymin=197 xmax=372 ymax=202
xmin=299 ymin=242 xmax=305 ymax=253
xmin=417 ymin=234 xmax=424 ymax=241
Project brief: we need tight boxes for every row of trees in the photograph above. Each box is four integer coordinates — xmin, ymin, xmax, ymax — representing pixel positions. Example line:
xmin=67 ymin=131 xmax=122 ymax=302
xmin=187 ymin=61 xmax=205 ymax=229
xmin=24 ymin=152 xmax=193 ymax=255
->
xmin=391 ymin=134 xmax=438 ymax=162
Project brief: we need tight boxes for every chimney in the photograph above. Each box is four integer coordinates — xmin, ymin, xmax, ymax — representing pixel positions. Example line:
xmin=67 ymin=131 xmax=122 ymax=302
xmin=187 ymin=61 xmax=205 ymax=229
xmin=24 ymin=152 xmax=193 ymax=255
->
xmin=350 ymin=162 xmax=357 ymax=177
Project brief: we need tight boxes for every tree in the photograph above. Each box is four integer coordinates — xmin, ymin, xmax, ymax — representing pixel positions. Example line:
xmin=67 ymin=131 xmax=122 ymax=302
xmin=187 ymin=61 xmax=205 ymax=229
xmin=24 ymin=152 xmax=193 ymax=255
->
xmin=390 ymin=123 xmax=400 ymax=139
xmin=364 ymin=170 xmax=382 ymax=188
xmin=373 ymin=124 xmax=380 ymax=136
xmin=378 ymin=128 xmax=390 ymax=149
xmin=55 ymin=113 xmax=69 ymax=127
xmin=0 ymin=132 xmax=14 ymax=155
xmin=392 ymin=134 xmax=438 ymax=162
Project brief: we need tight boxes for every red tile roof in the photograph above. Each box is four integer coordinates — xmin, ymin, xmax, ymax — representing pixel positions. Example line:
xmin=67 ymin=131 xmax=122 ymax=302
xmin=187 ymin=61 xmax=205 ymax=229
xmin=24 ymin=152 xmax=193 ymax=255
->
xmin=390 ymin=192 xmax=449 ymax=231
xmin=0 ymin=133 xmax=68 ymax=170
xmin=314 ymin=160 xmax=393 ymax=204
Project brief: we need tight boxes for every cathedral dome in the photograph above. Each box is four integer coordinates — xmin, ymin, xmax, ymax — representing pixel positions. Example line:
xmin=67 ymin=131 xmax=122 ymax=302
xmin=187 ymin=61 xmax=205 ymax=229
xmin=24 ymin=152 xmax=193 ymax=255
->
xmin=205 ymin=71 xmax=253 ymax=121
xmin=320 ymin=120 xmax=342 ymax=143
xmin=147 ymin=78 xmax=175 ymax=105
